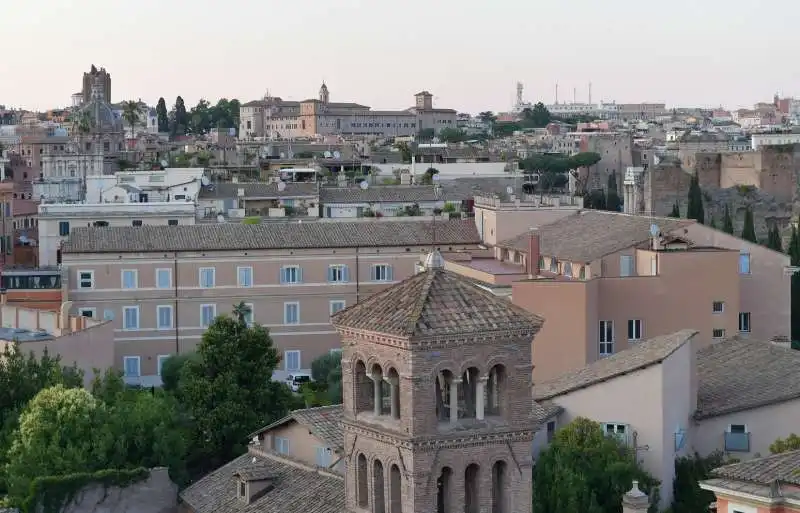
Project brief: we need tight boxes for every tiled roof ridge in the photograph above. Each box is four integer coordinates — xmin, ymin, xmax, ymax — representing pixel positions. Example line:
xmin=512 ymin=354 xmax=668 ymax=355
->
xmin=405 ymin=270 xmax=438 ymax=335
xmin=249 ymin=446 xmax=344 ymax=480
xmin=710 ymin=448 xmax=800 ymax=483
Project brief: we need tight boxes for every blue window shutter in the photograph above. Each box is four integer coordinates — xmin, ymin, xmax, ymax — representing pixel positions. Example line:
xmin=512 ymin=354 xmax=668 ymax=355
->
xmin=280 ymin=268 xmax=286 ymax=284
xmin=343 ymin=266 xmax=349 ymax=282
xmin=370 ymin=265 xmax=376 ymax=281
xmin=387 ymin=265 xmax=393 ymax=281
xmin=327 ymin=267 xmax=333 ymax=282
xmin=297 ymin=267 xmax=303 ymax=283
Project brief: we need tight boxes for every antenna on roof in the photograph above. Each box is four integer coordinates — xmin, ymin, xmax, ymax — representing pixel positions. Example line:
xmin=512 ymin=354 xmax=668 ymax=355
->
xmin=359 ymin=181 xmax=369 ymax=190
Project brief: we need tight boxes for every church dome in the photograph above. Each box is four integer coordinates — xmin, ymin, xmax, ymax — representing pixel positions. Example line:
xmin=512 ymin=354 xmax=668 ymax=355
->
xmin=81 ymin=99 xmax=119 ymax=131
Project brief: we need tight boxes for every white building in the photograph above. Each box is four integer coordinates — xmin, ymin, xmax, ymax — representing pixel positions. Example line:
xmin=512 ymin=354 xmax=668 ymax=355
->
xmin=83 ymin=168 xmax=206 ymax=204
xmin=751 ymin=132 xmax=800 ymax=150
xmin=38 ymin=201 xmax=197 ymax=266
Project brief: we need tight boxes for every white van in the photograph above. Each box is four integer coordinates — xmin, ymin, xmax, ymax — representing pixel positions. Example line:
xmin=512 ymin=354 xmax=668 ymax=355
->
xmin=286 ymin=373 xmax=312 ymax=392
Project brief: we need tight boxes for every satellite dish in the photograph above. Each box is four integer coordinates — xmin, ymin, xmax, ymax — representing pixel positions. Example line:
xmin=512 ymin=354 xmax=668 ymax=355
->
xmin=324 ymin=151 xmax=333 ymax=158
xmin=216 ymin=214 xmax=226 ymax=223
xmin=649 ymin=223 xmax=660 ymax=237
xmin=506 ymin=186 xmax=513 ymax=195
xmin=201 ymin=176 xmax=210 ymax=186
xmin=277 ymin=181 xmax=286 ymax=191
xmin=360 ymin=181 xmax=369 ymax=190
xmin=279 ymin=152 xmax=286 ymax=159
xmin=160 ymin=160 xmax=168 ymax=168
xmin=333 ymin=151 xmax=341 ymax=159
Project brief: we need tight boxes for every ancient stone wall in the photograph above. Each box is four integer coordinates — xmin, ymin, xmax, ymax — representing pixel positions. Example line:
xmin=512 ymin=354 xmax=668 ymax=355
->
xmin=61 ymin=467 xmax=177 ymax=513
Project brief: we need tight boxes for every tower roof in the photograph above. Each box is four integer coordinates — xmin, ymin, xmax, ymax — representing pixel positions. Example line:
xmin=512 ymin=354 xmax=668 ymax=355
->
xmin=331 ymin=269 xmax=543 ymax=339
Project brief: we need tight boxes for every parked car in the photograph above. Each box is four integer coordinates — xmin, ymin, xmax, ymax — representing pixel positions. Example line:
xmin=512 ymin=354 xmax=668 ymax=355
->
xmin=286 ymin=373 xmax=312 ymax=392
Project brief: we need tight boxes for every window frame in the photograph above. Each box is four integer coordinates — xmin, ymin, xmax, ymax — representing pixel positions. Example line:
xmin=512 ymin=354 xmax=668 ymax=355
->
xmin=599 ymin=320 xmax=614 ymax=356
xmin=329 ymin=299 xmax=346 ymax=316
xmin=242 ymin=302 xmax=254 ymax=326
xmin=627 ymin=319 xmax=643 ymax=341
xmin=200 ymin=303 xmax=217 ymax=328
xmin=123 ymin=356 xmax=141 ymax=377
xmin=121 ymin=269 xmax=138 ymax=290
xmin=198 ymin=267 xmax=216 ymax=288
xmin=156 ymin=305 xmax=173 ymax=330
xmin=738 ymin=252 xmax=751 ymax=275
xmin=371 ymin=263 xmax=392 ymax=282
xmin=738 ymin=312 xmax=751 ymax=333
xmin=712 ymin=301 xmax=725 ymax=314
xmin=157 ymin=354 xmax=170 ymax=376
xmin=274 ymin=436 xmax=290 ymax=455
xmin=712 ymin=328 xmax=726 ymax=339
xmin=122 ymin=306 xmax=140 ymax=330
xmin=328 ymin=264 xmax=349 ymax=283
xmin=237 ymin=266 xmax=254 ymax=288
xmin=155 ymin=268 xmax=172 ymax=289
xmin=620 ymin=255 xmax=634 ymax=277
xmin=280 ymin=265 xmax=301 ymax=285
xmin=284 ymin=302 xmax=300 ymax=324
xmin=58 ymin=220 xmax=70 ymax=236
xmin=77 ymin=270 xmax=94 ymax=289
xmin=78 ymin=307 xmax=96 ymax=318
xmin=284 ymin=350 xmax=301 ymax=371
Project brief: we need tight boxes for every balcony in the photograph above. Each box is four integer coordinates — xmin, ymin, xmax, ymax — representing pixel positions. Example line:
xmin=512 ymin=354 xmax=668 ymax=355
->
xmin=724 ymin=431 xmax=750 ymax=452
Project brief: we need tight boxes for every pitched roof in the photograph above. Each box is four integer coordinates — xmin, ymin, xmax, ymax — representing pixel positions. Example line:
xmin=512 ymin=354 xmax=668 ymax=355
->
xmin=180 ymin=452 xmax=344 ymax=513
xmin=498 ymin=210 xmax=693 ymax=263
xmin=531 ymin=400 xmax=563 ymax=425
xmin=331 ymin=268 xmax=544 ymax=339
xmin=533 ymin=330 xmax=698 ymax=400
xmin=62 ymin=218 xmax=480 ymax=254
xmin=695 ymin=337 xmax=800 ymax=419
xmin=710 ymin=449 xmax=800 ymax=485
xmin=319 ymin=186 xmax=440 ymax=204
xmin=254 ymin=405 xmax=343 ymax=450
xmin=198 ymin=182 xmax=318 ymax=199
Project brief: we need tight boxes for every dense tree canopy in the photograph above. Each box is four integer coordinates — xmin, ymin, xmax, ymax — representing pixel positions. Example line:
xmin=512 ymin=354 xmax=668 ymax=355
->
xmin=686 ymin=175 xmax=704 ymax=224
xmin=301 ymin=353 xmax=343 ymax=407
xmin=187 ymin=98 xmax=241 ymax=135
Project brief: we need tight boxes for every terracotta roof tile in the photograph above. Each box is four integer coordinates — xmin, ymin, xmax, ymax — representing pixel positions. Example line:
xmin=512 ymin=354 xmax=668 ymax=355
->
xmin=62 ymin=219 xmax=480 ymax=254
xmin=254 ymin=405 xmax=343 ymax=450
xmin=319 ymin=186 xmax=440 ymax=204
xmin=696 ymin=337 xmax=800 ymax=419
xmin=498 ymin=210 xmax=693 ymax=263
xmin=331 ymin=268 xmax=544 ymax=338
xmin=199 ymin=182 xmax=318 ymax=199
xmin=710 ymin=449 xmax=800 ymax=485
xmin=180 ymin=452 xmax=344 ymax=513
xmin=533 ymin=330 xmax=698 ymax=400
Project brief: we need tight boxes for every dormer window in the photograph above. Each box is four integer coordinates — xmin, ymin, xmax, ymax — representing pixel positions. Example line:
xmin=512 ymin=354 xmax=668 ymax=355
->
xmin=238 ymin=480 xmax=246 ymax=498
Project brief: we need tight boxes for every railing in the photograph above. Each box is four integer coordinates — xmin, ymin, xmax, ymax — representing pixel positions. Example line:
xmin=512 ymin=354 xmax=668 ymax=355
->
xmin=724 ymin=432 xmax=750 ymax=452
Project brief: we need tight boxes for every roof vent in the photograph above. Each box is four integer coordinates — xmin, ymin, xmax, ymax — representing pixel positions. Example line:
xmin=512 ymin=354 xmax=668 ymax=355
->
xmin=234 ymin=469 xmax=275 ymax=505
xmin=423 ymin=250 xmax=444 ymax=270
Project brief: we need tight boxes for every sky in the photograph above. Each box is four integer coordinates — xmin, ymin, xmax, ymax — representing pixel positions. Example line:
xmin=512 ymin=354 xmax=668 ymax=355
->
xmin=3 ymin=0 xmax=800 ymax=114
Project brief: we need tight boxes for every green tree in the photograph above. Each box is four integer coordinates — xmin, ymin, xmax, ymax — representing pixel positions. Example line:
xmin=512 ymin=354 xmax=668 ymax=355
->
xmin=417 ymin=128 xmax=435 ymax=141
xmin=394 ymin=142 xmax=412 ymax=164
xmin=671 ymin=452 xmax=727 ymax=513
xmin=419 ymin=167 xmax=439 ymax=185
xmin=437 ymin=127 xmax=468 ymax=143
xmin=606 ymin=173 xmax=622 ymax=212
xmin=532 ymin=417 xmax=659 ymax=513
xmin=686 ymin=174 xmax=705 ymax=224
xmin=159 ymin=352 xmax=200 ymax=392
xmin=121 ymin=100 xmax=140 ymax=142
xmin=741 ymin=208 xmax=757 ymax=243
xmin=669 ymin=201 xmax=681 ymax=218
xmin=300 ymin=353 xmax=343 ymax=407
xmin=492 ymin=122 xmax=521 ymax=138
xmin=156 ymin=97 xmax=169 ymax=132
xmin=477 ymin=111 xmax=496 ymax=126
xmin=171 ymin=96 xmax=188 ymax=137
xmin=722 ymin=204 xmax=734 ymax=234
xmin=709 ymin=215 xmax=717 ymax=229
xmin=176 ymin=315 xmax=297 ymax=477
xmin=767 ymin=225 xmax=783 ymax=252
xmin=5 ymin=386 xmax=105 ymax=503
xmin=770 ymin=433 xmax=800 ymax=454
xmin=521 ymin=102 xmax=552 ymax=128
xmin=584 ymin=190 xmax=606 ymax=210
xmin=568 ymin=151 xmax=602 ymax=169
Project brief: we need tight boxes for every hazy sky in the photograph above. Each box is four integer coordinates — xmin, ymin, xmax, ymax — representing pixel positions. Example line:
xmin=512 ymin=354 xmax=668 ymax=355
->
xmin=4 ymin=0 xmax=800 ymax=113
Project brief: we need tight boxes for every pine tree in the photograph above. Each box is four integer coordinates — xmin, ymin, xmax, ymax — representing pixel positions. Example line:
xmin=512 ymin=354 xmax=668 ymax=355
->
xmin=741 ymin=208 xmax=757 ymax=243
xmin=686 ymin=174 xmax=705 ymax=224
xmin=709 ymin=215 xmax=717 ymax=229
xmin=767 ymin=225 xmax=783 ymax=252
xmin=156 ymin=97 xmax=169 ymax=133
xmin=669 ymin=201 xmax=681 ymax=218
xmin=606 ymin=173 xmax=622 ymax=212
xmin=722 ymin=204 xmax=734 ymax=234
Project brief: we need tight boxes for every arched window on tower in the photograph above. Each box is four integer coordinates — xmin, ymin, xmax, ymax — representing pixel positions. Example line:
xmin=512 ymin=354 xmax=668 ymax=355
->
xmin=436 ymin=467 xmax=453 ymax=513
xmin=357 ymin=453 xmax=369 ymax=508
xmin=373 ymin=459 xmax=386 ymax=513
xmin=461 ymin=367 xmax=480 ymax=418
xmin=435 ymin=370 xmax=456 ymax=423
xmin=370 ymin=364 xmax=384 ymax=417
xmin=491 ymin=460 xmax=508 ymax=513
xmin=465 ymin=464 xmax=480 ymax=513
xmin=354 ymin=361 xmax=372 ymax=414
xmin=384 ymin=367 xmax=400 ymax=419
xmin=389 ymin=464 xmax=402 ymax=513
xmin=486 ymin=364 xmax=507 ymax=416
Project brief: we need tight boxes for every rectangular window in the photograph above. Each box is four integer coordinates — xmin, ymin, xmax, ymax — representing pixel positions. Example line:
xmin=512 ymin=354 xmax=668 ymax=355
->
xmin=712 ymin=301 xmax=724 ymax=314
xmin=157 ymin=305 xmax=173 ymax=329
xmin=328 ymin=264 xmax=349 ymax=283
xmin=237 ymin=266 xmax=253 ymax=287
xmin=274 ymin=436 xmax=290 ymax=455
xmin=200 ymin=304 xmax=217 ymax=328
xmin=599 ymin=320 xmax=614 ymax=356
xmin=78 ymin=308 xmax=96 ymax=318
xmin=546 ymin=421 xmax=556 ymax=443
xmin=284 ymin=302 xmax=300 ymax=324
xmin=132 ymin=219 xmax=143 ymax=227
xmin=729 ymin=424 xmax=746 ymax=434
xmin=123 ymin=356 xmax=140 ymax=377
xmin=167 ymin=219 xmax=178 ymax=226
xmin=739 ymin=252 xmax=751 ymax=274
xmin=371 ymin=264 xmax=393 ymax=282
xmin=713 ymin=328 xmax=725 ymax=339
xmin=627 ymin=319 xmax=642 ymax=341
xmin=242 ymin=303 xmax=254 ymax=326
xmin=738 ymin=312 xmax=751 ymax=333
xmin=157 ymin=355 xmax=170 ymax=376
xmin=330 ymin=300 xmax=346 ymax=315
xmin=199 ymin=267 xmax=215 ymax=288
xmin=122 ymin=306 xmax=139 ymax=330
xmin=78 ymin=270 xmax=94 ymax=289
xmin=155 ymin=268 xmax=172 ymax=289
xmin=284 ymin=350 xmax=301 ymax=371
xmin=121 ymin=269 xmax=138 ymax=289
xmin=620 ymin=255 xmax=634 ymax=277
xmin=315 ymin=446 xmax=331 ymax=467
xmin=58 ymin=221 xmax=70 ymax=236
xmin=280 ymin=266 xmax=301 ymax=284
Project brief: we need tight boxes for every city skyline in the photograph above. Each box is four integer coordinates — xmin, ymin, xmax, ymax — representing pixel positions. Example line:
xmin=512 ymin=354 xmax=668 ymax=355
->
xmin=4 ymin=0 xmax=800 ymax=113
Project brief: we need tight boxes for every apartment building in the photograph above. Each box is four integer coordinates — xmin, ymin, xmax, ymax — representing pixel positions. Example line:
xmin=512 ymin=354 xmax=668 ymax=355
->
xmin=447 ymin=208 xmax=790 ymax=382
xmin=60 ymin=219 xmax=481 ymax=386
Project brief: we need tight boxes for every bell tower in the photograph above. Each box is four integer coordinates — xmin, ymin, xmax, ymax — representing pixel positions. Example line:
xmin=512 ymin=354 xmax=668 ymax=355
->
xmin=332 ymin=252 xmax=544 ymax=513
xmin=319 ymin=82 xmax=330 ymax=104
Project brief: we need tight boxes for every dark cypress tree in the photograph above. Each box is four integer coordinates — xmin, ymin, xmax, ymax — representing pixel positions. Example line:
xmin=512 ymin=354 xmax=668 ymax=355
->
xmin=606 ymin=173 xmax=622 ymax=212
xmin=686 ymin=174 xmax=705 ymax=224
xmin=172 ymin=96 xmax=188 ymax=136
xmin=789 ymin=226 xmax=800 ymax=343
xmin=669 ymin=201 xmax=681 ymax=218
xmin=767 ymin=225 xmax=783 ymax=252
xmin=722 ymin=204 xmax=734 ymax=234
xmin=156 ymin=97 xmax=169 ymax=133
xmin=741 ymin=208 xmax=757 ymax=243
xmin=709 ymin=215 xmax=717 ymax=229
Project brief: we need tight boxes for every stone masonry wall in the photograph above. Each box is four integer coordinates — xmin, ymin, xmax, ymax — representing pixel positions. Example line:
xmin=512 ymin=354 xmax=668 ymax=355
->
xmin=61 ymin=467 xmax=177 ymax=513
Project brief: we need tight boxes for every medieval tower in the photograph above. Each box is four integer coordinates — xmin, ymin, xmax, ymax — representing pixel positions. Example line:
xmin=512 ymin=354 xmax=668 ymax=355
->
xmin=332 ymin=252 xmax=544 ymax=513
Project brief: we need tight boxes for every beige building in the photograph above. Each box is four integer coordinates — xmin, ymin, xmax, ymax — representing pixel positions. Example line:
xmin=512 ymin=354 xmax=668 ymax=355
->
xmin=180 ymin=252 xmax=546 ymax=513
xmin=239 ymin=84 xmax=456 ymax=140
xmin=532 ymin=331 xmax=800 ymax=508
xmin=449 ymin=204 xmax=790 ymax=382
xmin=60 ymin=219 xmax=481 ymax=386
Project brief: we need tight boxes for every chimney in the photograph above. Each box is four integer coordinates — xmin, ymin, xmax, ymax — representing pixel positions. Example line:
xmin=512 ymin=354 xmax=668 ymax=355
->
xmin=527 ymin=231 xmax=540 ymax=277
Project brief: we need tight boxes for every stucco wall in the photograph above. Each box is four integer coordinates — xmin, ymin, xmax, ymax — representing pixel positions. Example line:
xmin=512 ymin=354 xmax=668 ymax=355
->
xmin=62 ymin=467 xmax=177 ymax=513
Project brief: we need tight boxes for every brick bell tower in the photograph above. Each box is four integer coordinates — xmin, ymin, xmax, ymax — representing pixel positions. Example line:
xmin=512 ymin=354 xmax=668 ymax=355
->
xmin=331 ymin=251 xmax=544 ymax=513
